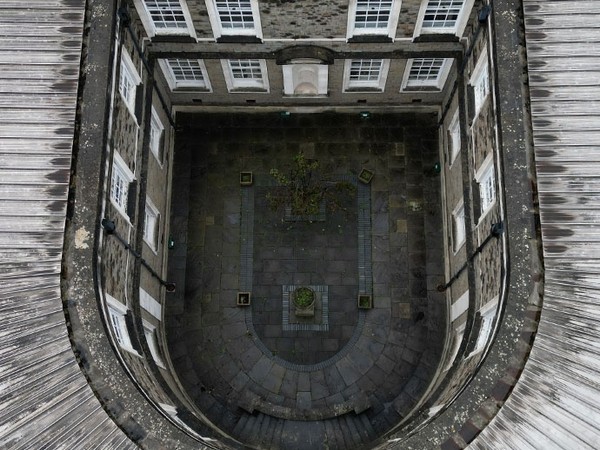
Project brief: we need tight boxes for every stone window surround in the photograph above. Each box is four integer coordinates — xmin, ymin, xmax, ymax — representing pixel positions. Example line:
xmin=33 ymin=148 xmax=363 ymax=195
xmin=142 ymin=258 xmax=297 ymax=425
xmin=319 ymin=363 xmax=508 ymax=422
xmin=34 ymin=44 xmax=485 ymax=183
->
xmin=475 ymin=153 xmax=496 ymax=221
xmin=470 ymin=48 xmax=490 ymax=121
xmin=467 ymin=296 xmax=499 ymax=358
xmin=159 ymin=58 xmax=212 ymax=92
xmin=105 ymin=293 xmax=140 ymax=356
xmin=346 ymin=0 xmax=402 ymax=40
xmin=134 ymin=0 xmax=196 ymax=37
xmin=413 ymin=0 xmax=475 ymax=36
xmin=205 ymin=0 xmax=263 ymax=39
xmin=222 ymin=59 xmax=269 ymax=92
xmin=342 ymin=58 xmax=390 ymax=92
xmin=452 ymin=199 xmax=466 ymax=252
xmin=143 ymin=195 xmax=160 ymax=252
xmin=110 ymin=152 xmax=135 ymax=218
xmin=143 ymin=319 xmax=166 ymax=368
xmin=119 ymin=50 xmax=141 ymax=119
xmin=149 ymin=107 xmax=164 ymax=163
xmin=448 ymin=109 xmax=461 ymax=166
xmin=401 ymin=58 xmax=451 ymax=91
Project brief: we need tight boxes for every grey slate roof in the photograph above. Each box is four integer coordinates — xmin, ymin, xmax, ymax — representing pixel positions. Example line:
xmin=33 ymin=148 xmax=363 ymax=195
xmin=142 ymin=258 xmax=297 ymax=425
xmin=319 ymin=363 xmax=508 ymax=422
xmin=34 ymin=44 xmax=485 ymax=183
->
xmin=0 ymin=1 xmax=136 ymax=448
xmin=471 ymin=1 xmax=600 ymax=448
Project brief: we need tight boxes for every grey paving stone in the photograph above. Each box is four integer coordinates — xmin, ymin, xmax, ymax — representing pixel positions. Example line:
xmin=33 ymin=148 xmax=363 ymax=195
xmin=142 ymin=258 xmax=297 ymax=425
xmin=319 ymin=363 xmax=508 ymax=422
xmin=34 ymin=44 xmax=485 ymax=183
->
xmin=296 ymin=391 xmax=312 ymax=410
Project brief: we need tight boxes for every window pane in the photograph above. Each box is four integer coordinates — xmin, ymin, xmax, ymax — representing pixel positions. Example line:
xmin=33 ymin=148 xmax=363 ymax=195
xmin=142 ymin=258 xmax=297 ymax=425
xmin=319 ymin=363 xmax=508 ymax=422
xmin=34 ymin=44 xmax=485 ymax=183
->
xmin=144 ymin=0 xmax=188 ymax=29
xmin=409 ymin=58 xmax=444 ymax=81
xmin=110 ymin=166 xmax=128 ymax=209
xmin=349 ymin=59 xmax=383 ymax=81
xmin=167 ymin=59 xmax=205 ymax=82
xmin=229 ymin=59 xmax=262 ymax=79
xmin=216 ymin=0 xmax=254 ymax=29
xmin=423 ymin=0 xmax=465 ymax=29
xmin=355 ymin=0 xmax=393 ymax=29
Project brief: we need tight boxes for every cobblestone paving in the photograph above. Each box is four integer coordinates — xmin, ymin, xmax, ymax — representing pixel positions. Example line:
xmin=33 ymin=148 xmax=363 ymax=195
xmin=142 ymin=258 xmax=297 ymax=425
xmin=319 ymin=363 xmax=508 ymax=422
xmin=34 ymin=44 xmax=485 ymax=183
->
xmin=166 ymin=112 xmax=446 ymax=447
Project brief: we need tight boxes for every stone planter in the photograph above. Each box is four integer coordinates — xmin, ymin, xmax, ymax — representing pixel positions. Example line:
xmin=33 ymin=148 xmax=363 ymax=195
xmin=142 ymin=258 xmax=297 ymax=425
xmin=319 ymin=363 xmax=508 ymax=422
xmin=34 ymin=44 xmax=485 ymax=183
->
xmin=293 ymin=287 xmax=315 ymax=317
xmin=358 ymin=168 xmax=374 ymax=184
xmin=237 ymin=292 xmax=251 ymax=306
xmin=358 ymin=294 xmax=373 ymax=309
xmin=240 ymin=171 xmax=253 ymax=186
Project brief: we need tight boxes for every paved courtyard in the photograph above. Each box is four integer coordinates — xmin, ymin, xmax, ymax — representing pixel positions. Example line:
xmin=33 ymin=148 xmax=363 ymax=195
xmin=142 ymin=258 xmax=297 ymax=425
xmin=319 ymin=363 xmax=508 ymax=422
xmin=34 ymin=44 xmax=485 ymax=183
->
xmin=166 ymin=112 xmax=447 ymax=448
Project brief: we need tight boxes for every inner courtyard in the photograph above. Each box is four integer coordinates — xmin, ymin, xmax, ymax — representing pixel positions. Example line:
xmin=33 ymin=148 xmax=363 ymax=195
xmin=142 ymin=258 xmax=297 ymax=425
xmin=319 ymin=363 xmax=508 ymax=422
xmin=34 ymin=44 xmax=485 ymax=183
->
xmin=166 ymin=112 xmax=447 ymax=445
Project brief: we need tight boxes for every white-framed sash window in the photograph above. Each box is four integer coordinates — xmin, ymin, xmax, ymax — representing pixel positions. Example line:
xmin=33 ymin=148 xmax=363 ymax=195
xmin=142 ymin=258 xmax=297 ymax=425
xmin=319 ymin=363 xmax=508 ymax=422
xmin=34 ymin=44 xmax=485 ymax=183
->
xmin=414 ymin=0 xmax=474 ymax=36
xmin=347 ymin=0 xmax=402 ymax=39
xmin=206 ymin=0 xmax=263 ymax=39
xmin=110 ymin=152 xmax=135 ymax=217
xmin=149 ymin=107 xmax=165 ymax=163
xmin=160 ymin=58 xmax=212 ymax=91
xmin=470 ymin=49 xmax=490 ymax=120
xmin=105 ymin=294 xmax=140 ymax=355
xmin=144 ymin=196 xmax=160 ymax=251
xmin=119 ymin=51 xmax=141 ymax=118
xmin=343 ymin=59 xmax=390 ymax=92
xmin=475 ymin=154 xmax=496 ymax=219
xmin=401 ymin=58 xmax=451 ymax=91
xmin=222 ymin=59 xmax=269 ymax=92
xmin=452 ymin=200 xmax=466 ymax=252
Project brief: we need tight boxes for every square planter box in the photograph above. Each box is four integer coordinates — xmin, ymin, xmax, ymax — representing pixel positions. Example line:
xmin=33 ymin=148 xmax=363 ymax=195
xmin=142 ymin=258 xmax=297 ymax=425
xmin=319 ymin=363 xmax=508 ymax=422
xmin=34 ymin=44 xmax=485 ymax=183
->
xmin=237 ymin=292 xmax=251 ymax=306
xmin=358 ymin=168 xmax=374 ymax=184
xmin=358 ymin=294 xmax=373 ymax=309
xmin=240 ymin=171 xmax=253 ymax=186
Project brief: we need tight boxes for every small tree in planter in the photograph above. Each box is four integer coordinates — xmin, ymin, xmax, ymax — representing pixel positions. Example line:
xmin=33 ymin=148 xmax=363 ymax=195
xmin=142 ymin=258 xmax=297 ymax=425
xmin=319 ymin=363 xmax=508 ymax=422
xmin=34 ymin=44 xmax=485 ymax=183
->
xmin=267 ymin=151 xmax=355 ymax=217
xmin=358 ymin=294 xmax=373 ymax=309
xmin=293 ymin=286 xmax=315 ymax=317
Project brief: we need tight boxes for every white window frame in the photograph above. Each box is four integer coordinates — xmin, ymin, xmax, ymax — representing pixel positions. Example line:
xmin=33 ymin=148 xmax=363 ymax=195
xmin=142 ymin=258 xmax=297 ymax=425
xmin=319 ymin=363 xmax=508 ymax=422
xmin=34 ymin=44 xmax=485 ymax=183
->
xmin=468 ymin=297 xmax=498 ymax=357
xmin=205 ymin=0 xmax=263 ymax=40
xmin=135 ymin=0 xmax=195 ymax=37
xmin=110 ymin=152 xmax=135 ymax=217
xmin=470 ymin=49 xmax=490 ymax=120
xmin=222 ymin=59 xmax=269 ymax=92
xmin=143 ymin=320 xmax=166 ymax=368
xmin=105 ymin=294 xmax=140 ymax=356
xmin=282 ymin=60 xmax=329 ymax=97
xmin=144 ymin=196 xmax=160 ymax=252
xmin=475 ymin=154 xmax=496 ymax=220
xmin=413 ymin=0 xmax=475 ymax=37
xmin=149 ymin=107 xmax=164 ymax=163
xmin=140 ymin=288 xmax=162 ymax=320
xmin=448 ymin=110 xmax=460 ymax=165
xmin=401 ymin=58 xmax=451 ymax=91
xmin=343 ymin=59 xmax=390 ymax=92
xmin=347 ymin=0 xmax=402 ymax=40
xmin=159 ymin=59 xmax=212 ymax=91
xmin=452 ymin=200 xmax=466 ymax=252
xmin=119 ymin=51 xmax=141 ymax=118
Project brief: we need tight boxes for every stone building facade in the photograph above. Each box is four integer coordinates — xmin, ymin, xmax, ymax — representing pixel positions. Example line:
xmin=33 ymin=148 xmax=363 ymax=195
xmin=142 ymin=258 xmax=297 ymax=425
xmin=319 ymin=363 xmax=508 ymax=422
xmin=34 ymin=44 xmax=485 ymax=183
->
xmin=67 ymin=0 xmax=532 ymax=448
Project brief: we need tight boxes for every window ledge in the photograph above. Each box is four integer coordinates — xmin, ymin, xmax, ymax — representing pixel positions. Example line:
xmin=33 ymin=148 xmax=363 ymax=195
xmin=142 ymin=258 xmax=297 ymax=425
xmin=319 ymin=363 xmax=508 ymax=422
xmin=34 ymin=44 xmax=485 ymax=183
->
xmin=151 ymin=34 xmax=195 ymax=43
xmin=347 ymin=35 xmax=392 ymax=43
xmin=344 ymin=87 xmax=384 ymax=93
xmin=217 ymin=35 xmax=262 ymax=44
